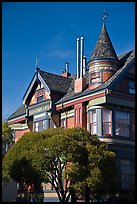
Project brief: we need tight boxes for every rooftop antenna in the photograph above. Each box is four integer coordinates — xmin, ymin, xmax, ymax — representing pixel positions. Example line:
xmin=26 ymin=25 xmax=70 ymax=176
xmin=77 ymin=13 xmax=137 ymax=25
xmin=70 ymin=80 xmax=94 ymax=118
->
xmin=102 ymin=9 xmax=108 ymax=24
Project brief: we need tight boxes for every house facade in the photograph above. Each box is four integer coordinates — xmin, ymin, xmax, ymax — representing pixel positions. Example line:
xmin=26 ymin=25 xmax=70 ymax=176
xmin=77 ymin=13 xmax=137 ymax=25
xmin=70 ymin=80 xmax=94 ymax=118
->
xmin=8 ymin=22 xmax=135 ymax=194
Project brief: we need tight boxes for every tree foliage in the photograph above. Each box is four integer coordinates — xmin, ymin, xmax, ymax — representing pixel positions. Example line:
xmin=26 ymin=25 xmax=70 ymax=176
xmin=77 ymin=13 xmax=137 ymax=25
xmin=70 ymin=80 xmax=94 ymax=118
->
xmin=2 ymin=121 xmax=13 ymax=143
xmin=2 ymin=121 xmax=13 ymax=157
xmin=2 ymin=127 xmax=118 ymax=202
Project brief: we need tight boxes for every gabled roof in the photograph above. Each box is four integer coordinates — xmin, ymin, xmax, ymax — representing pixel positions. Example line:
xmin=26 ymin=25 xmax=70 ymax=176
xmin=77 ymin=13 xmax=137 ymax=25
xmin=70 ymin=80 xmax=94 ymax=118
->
xmin=56 ymin=50 xmax=135 ymax=105
xmin=8 ymin=104 xmax=26 ymax=120
xmin=8 ymin=70 xmax=73 ymax=120
xmin=89 ymin=23 xmax=118 ymax=62
xmin=23 ymin=69 xmax=73 ymax=104
xmin=39 ymin=70 xmax=73 ymax=94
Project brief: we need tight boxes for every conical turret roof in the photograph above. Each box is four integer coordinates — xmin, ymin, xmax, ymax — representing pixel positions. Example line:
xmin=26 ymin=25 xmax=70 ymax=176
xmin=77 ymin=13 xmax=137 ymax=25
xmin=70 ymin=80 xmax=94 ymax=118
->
xmin=90 ymin=23 xmax=118 ymax=61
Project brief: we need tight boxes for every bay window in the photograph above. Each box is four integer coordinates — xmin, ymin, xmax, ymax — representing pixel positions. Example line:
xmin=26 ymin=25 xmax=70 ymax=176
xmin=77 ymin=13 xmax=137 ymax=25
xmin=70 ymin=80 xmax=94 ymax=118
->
xmin=115 ymin=111 xmax=130 ymax=137
xmin=34 ymin=120 xmax=45 ymax=131
xmin=102 ymin=109 xmax=112 ymax=136
xmin=34 ymin=119 xmax=50 ymax=132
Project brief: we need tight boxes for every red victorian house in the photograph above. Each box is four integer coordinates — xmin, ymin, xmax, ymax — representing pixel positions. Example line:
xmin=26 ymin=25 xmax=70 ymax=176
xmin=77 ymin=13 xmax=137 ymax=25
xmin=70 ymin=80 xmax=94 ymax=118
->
xmin=8 ymin=22 xmax=135 ymax=193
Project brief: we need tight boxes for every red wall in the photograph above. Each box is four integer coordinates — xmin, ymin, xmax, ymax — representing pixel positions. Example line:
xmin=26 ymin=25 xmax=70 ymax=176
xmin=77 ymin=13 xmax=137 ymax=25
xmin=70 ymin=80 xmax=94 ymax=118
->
xmin=67 ymin=117 xmax=74 ymax=128
xmin=15 ymin=129 xmax=30 ymax=143
xmin=114 ymin=78 xmax=128 ymax=92
xmin=74 ymin=103 xmax=87 ymax=128
xmin=102 ymin=71 xmax=113 ymax=82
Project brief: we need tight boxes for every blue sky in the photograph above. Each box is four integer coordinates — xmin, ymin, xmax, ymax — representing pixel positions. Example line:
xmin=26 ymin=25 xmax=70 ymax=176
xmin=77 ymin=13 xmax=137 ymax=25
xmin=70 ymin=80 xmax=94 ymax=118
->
xmin=2 ymin=2 xmax=135 ymax=120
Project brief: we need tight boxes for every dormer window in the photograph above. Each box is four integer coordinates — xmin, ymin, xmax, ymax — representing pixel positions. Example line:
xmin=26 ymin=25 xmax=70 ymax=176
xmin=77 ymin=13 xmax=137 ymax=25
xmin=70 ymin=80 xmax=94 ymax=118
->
xmin=37 ymin=89 xmax=44 ymax=102
xmin=129 ymin=81 xmax=135 ymax=94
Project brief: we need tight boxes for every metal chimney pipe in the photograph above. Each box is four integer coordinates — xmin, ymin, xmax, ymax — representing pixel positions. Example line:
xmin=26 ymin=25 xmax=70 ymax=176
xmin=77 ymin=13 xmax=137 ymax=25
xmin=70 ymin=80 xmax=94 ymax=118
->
xmin=80 ymin=37 xmax=84 ymax=78
xmin=65 ymin=62 xmax=69 ymax=73
xmin=83 ymin=55 xmax=87 ymax=75
xmin=76 ymin=38 xmax=80 ymax=79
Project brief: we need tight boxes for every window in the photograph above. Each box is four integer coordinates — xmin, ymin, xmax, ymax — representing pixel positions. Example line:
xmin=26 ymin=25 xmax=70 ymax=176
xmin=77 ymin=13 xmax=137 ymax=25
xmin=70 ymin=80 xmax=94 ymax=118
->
xmin=132 ymin=113 xmax=135 ymax=139
xmin=90 ymin=72 xmax=101 ymax=83
xmin=115 ymin=111 xmax=130 ymax=137
xmin=61 ymin=119 xmax=66 ymax=128
xmin=75 ymin=109 xmax=78 ymax=124
xmin=34 ymin=120 xmax=45 ymax=131
xmin=102 ymin=109 xmax=112 ymax=136
xmin=37 ymin=95 xmax=44 ymax=102
xmin=120 ymin=159 xmax=135 ymax=190
xmin=79 ymin=108 xmax=82 ymax=123
xmin=37 ymin=89 xmax=44 ymax=102
xmin=89 ymin=110 xmax=97 ymax=135
xmin=129 ymin=81 xmax=135 ymax=94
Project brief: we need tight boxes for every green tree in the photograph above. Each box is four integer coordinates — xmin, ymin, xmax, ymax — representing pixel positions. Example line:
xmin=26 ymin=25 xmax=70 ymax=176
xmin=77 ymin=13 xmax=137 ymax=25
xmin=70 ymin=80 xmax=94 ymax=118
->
xmin=2 ymin=121 xmax=13 ymax=157
xmin=2 ymin=127 xmax=117 ymax=202
xmin=69 ymin=141 xmax=118 ymax=202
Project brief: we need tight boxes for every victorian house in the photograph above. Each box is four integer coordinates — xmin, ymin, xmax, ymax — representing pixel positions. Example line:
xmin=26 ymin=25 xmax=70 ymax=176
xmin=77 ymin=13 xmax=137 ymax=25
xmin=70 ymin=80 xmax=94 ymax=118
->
xmin=8 ymin=22 xmax=135 ymax=194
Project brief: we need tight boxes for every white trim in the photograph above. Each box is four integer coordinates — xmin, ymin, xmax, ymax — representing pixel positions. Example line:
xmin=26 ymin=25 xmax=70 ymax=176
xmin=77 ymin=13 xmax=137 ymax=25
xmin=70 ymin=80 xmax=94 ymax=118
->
xmin=34 ymin=112 xmax=47 ymax=119
xmin=8 ymin=114 xmax=26 ymax=123
xmin=38 ymin=72 xmax=51 ymax=93
xmin=23 ymin=72 xmax=51 ymax=105
xmin=61 ymin=110 xmax=74 ymax=119
xmin=23 ymin=75 xmax=37 ymax=104
xmin=10 ymin=123 xmax=29 ymax=130
xmin=87 ymin=105 xmax=104 ymax=112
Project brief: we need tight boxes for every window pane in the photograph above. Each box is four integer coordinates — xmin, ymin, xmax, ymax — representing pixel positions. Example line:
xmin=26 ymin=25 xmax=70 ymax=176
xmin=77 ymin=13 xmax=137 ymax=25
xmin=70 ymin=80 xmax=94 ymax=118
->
xmin=89 ymin=110 xmax=97 ymax=135
xmin=37 ymin=95 xmax=44 ymax=102
xmin=115 ymin=111 xmax=130 ymax=137
xmin=34 ymin=120 xmax=45 ymax=132
xmin=61 ymin=119 xmax=66 ymax=128
xmin=102 ymin=110 xmax=112 ymax=136
xmin=91 ymin=123 xmax=97 ymax=134
xmin=90 ymin=72 xmax=101 ymax=83
xmin=120 ymin=159 xmax=135 ymax=190
xmin=129 ymin=81 xmax=135 ymax=94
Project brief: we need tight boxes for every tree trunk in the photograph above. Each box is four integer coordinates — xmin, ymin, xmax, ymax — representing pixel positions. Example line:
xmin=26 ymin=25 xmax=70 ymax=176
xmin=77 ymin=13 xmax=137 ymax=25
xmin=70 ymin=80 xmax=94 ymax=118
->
xmin=85 ymin=186 xmax=90 ymax=203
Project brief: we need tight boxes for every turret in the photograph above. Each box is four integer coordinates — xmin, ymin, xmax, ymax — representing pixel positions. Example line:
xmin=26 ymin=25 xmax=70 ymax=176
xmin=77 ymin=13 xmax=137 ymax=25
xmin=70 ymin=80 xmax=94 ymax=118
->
xmin=88 ymin=23 xmax=119 ymax=90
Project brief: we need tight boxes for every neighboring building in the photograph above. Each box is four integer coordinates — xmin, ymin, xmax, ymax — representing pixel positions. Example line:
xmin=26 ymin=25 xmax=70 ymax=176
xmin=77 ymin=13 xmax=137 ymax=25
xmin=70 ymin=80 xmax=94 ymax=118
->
xmin=7 ymin=22 xmax=135 ymax=195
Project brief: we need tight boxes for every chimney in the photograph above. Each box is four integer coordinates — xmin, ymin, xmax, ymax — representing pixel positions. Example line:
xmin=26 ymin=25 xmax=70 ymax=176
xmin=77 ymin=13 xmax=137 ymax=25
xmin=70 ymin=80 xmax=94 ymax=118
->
xmin=80 ymin=37 xmax=84 ymax=78
xmin=77 ymin=38 xmax=80 ymax=79
xmin=61 ymin=62 xmax=71 ymax=77
xmin=83 ymin=55 xmax=87 ymax=75
xmin=65 ymin=62 xmax=69 ymax=73
xmin=75 ymin=36 xmax=87 ymax=93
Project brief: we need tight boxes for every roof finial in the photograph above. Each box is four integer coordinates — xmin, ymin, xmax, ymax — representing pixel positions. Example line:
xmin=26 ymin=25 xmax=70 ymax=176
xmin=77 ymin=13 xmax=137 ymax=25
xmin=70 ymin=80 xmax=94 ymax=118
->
xmin=102 ymin=9 xmax=108 ymax=24
xmin=36 ymin=57 xmax=38 ymax=69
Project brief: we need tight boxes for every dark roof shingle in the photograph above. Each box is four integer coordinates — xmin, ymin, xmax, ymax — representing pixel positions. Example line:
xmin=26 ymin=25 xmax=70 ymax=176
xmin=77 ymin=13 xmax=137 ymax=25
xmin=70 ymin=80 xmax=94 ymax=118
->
xmin=39 ymin=70 xmax=73 ymax=94
xmin=8 ymin=104 xmax=26 ymax=120
xmin=8 ymin=71 xmax=73 ymax=120
xmin=89 ymin=23 xmax=118 ymax=61
xmin=56 ymin=50 xmax=135 ymax=104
